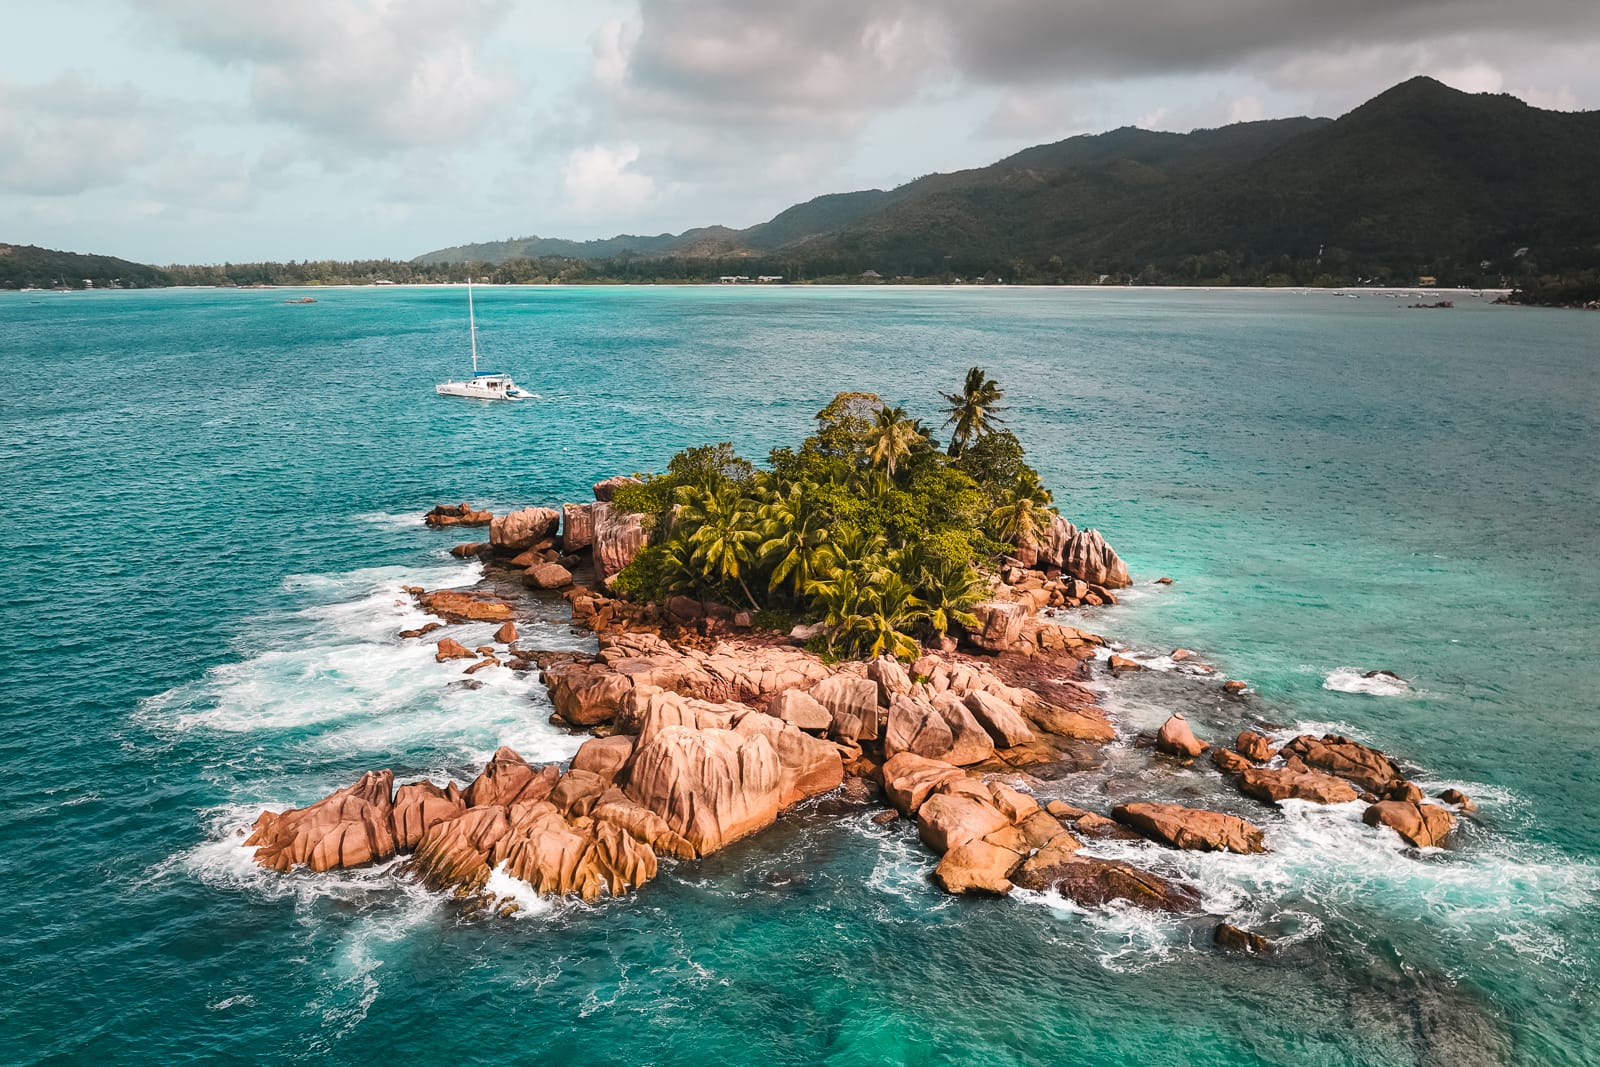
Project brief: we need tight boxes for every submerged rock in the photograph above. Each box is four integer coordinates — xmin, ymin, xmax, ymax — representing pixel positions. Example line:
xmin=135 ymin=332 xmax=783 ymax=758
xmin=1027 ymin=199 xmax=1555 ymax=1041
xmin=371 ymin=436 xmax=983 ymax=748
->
xmin=1009 ymin=852 xmax=1201 ymax=912
xmin=424 ymin=502 xmax=491 ymax=527
xmin=1214 ymin=923 xmax=1272 ymax=954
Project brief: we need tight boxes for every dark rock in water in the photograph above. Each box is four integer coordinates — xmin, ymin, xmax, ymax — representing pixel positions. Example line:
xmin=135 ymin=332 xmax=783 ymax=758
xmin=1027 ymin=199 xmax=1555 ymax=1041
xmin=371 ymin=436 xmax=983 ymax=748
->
xmin=398 ymin=622 xmax=442 ymax=640
xmin=449 ymin=679 xmax=485 ymax=691
xmin=871 ymin=810 xmax=900 ymax=827
xmin=1009 ymin=853 xmax=1201 ymax=912
xmin=1214 ymin=923 xmax=1272 ymax=954
xmin=425 ymin=502 xmax=491 ymax=527
xmin=1363 ymin=669 xmax=1405 ymax=681
xmin=1222 ymin=680 xmax=1248 ymax=695
xmin=762 ymin=868 xmax=809 ymax=889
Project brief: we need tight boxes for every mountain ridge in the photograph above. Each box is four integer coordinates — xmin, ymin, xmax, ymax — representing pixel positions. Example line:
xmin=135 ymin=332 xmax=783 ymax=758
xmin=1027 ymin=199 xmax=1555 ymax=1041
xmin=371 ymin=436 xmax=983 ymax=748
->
xmin=413 ymin=77 xmax=1600 ymax=278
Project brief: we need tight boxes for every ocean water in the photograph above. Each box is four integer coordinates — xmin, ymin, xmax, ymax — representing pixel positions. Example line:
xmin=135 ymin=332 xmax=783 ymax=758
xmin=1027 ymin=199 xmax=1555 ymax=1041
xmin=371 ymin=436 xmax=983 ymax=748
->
xmin=2 ymin=285 xmax=1596 ymax=1065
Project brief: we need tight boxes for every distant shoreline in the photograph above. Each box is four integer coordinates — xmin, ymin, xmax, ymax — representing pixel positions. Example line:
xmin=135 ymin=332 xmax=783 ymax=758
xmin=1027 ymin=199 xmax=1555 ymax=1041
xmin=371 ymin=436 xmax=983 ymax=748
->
xmin=6 ymin=282 xmax=1517 ymax=297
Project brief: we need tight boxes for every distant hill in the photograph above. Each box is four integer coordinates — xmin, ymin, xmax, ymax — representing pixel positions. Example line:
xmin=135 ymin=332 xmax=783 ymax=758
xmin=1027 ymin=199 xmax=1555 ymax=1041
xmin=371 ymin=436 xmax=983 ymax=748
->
xmin=0 ymin=243 xmax=167 ymax=289
xmin=415 ymin=78 xmax=1600 ymax=280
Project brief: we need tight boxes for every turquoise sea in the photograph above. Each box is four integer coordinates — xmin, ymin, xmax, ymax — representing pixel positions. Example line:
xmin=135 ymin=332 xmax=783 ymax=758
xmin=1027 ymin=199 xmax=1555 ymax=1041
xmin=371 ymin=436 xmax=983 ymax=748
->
xmin=2 ymin=285 xmax=1597 ymax=1065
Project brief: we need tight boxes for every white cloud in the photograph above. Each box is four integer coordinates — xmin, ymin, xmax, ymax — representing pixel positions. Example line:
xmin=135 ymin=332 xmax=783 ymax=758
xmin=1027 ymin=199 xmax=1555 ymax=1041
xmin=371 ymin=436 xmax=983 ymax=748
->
xmin=0 ymin=77 xmax=168 ymax=195
xmin=141 ymin=0 xmax=520 ymax=155
xmin=561 ymin=143 xmax=654 ymax=221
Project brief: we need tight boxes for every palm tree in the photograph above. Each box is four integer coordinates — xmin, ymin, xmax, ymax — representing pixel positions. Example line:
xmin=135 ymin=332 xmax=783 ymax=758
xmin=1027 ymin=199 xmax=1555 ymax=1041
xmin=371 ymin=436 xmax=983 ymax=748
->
xmin=942 ymin=367 xmax=1007 ymax=458
xmin=679 ymin=486 xmax=763 ymax=610
xmin=913 ymin=560 xmax=986 ymax=641
xmin=758 ymin=483 xmax=830 ymax=598
xmin=867 ymin=405 xmax=923 ymax=477
xmin=988 ymin=468 xmax=1055 ymax=550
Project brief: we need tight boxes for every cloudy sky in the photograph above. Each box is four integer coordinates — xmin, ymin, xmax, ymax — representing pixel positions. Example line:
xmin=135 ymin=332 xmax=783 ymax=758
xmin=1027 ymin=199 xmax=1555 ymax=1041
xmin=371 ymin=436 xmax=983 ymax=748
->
xmin=5 ymin=0 xmax=1598 ymax=263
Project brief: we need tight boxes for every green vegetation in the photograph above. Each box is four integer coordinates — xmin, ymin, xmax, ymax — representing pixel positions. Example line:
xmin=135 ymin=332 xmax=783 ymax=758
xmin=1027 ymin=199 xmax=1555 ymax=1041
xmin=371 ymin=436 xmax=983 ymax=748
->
xmin=0 ymin=243 xmax=166 ymax=290
xmin=612 ymin=370 xmax=1051 ymax=660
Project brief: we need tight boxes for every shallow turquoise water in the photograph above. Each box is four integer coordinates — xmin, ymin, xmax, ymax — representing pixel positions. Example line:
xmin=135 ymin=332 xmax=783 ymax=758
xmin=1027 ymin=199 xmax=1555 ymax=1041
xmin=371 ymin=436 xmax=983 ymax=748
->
xmin=2 ymin=286 xmax=1597 ymax=1065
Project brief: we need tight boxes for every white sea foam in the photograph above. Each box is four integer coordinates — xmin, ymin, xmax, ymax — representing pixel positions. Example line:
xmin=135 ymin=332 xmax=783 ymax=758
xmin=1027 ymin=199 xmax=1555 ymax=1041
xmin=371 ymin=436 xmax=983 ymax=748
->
xmin=1323 ymin=667 xmax=1413 ymax=696
xmin=483 ymin=862 xmax=558 ymax=919
xmin=352 ymin=510 xmax=425 ymax=531
xmin=139 ymin=560 xmax=584 ymax=769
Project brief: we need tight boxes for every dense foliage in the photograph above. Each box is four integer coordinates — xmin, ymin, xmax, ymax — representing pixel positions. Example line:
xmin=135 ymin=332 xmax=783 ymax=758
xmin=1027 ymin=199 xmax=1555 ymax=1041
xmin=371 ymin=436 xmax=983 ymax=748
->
xmin=612 ymin=370 xmax=1050 ymax=660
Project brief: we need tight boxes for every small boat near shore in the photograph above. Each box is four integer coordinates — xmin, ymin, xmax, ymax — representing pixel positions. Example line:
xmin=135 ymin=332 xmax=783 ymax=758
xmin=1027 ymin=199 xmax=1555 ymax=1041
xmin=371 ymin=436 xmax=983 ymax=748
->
xmin=435 ymin=281 xmax=530 ymax=401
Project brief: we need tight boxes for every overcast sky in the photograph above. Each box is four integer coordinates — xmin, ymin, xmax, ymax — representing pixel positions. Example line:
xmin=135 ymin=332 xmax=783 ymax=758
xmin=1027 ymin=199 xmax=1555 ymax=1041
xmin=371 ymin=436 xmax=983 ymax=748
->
xmin=5 ymin=0 xmax=1597 ymax=263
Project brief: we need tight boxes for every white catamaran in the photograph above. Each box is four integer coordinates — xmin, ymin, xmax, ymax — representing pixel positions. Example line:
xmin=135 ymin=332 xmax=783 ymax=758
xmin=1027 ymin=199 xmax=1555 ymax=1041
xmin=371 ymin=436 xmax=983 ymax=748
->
xmin=435 ymin=280 xmax=531 ymax=400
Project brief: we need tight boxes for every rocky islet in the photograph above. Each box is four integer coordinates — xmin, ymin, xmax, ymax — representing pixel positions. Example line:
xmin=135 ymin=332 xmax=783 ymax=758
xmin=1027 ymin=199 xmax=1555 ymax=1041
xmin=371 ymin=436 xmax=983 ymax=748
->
xmin=240 ymin=477 xmax=1476 ymax=935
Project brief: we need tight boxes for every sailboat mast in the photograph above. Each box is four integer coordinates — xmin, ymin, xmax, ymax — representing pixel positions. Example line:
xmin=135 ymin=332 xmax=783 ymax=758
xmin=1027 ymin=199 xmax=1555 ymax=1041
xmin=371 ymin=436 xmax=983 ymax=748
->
xmin=468 ymin=278 xmax=479 ymax=374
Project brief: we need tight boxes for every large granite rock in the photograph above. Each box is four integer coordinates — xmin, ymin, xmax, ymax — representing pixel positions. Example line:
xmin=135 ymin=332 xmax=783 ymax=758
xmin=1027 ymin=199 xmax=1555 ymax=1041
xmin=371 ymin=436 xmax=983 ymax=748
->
xmin=464 ymin=746 xmax=559 ymax=808
xmin=561 ymin=502 xmax=594 ymax=552
xmin=489 ymin=507 xmax=560 ymax=554
xmin=882 ymin=752 xmax=964 ymax=815
xmin=592 ymin=502 xmax=650 ymax=585
xmin=592 ymin=476 xmax=641 ymax=502
xmin=416 ymin=588 xmax=514 ymax=623
xmin=966 ymin=600 xmax=1028 ymax=652
xmin=768 ymin=688 xmax=832 ymax=731
xmin=964 ymin=691 xmax=1035 ymax=748
xmin=1155 ymin=713 xmax=1208 ymax=758
xmin=810 ymin=674 xmax=882 ymax=742
xmin=490 ymin=799 xmax=658 ymax=902
xmin=408 ymin=805 xmax=511 ymax=892
xmin=933 ymin=839 xmax=1023 ymax=895
xmin=1112 ymin=802 xmax=1267 ymax=854
xmin=1031 ymin=514 xmax=1132 ymax=589
xmin=246 ymin=770 xmax=398 ymax=873
xmin=393 ymin=780 xmax=467 ymax=851
xmin=625 ymin=725 xmax=783 ymax=856
xmin=916 ymin=792 xmax=1011 ymax=854
xmin=424 ymin=502 xmax=491 ymax=527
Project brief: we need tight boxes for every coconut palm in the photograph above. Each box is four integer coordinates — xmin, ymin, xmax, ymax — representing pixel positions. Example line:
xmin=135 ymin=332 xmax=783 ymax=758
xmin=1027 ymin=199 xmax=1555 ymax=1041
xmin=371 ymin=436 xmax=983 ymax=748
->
xmin=758 ymin=483 xmax=831 ymax=598
xmin=942 ymin=366 xmax=1007 ymax=458
xmin=678 ymin=485 xmax=763 ymax=609
xmin=867 ymin=405 xmax=923 ymax=477
xmin=913 ymin=560 xmax=987 ymax=641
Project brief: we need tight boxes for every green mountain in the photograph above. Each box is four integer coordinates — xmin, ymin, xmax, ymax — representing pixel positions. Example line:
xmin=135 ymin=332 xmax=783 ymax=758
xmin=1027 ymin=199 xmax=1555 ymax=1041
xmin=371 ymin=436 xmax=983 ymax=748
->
xmin=415 ymin=78 xmax=1600 ymax=281
xmin=0 ymin=243 xmax=168 ymax=289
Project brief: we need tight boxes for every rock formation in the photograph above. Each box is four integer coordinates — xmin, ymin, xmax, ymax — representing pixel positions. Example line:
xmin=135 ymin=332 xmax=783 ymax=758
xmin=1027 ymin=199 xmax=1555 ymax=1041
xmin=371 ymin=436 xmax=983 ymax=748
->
xmin=424 ymin=502 xmax=491 ymax=527
xmin=246 ymin=770 xmax=398 ymax=873
xmin=561 ymin=502 xmax=594 ymax=552
xmin=1363 ymin=800 xmax=1455 ymax=848
xmin=489 ymin=507 xmax=560 ymax=555
xmin=591 ymin=502 xmax=650 ymax=585
xmin=1112 ymin=802 xmax=1267 ymax=854
xmin=1156 ymin=713 xmax=1208 ymax=758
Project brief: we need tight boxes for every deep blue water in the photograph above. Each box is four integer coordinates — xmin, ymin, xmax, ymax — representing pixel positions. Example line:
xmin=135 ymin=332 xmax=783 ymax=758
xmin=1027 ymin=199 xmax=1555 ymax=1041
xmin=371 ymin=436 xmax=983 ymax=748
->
xmin=2 ymin=285 xmax=1597 ymax=1065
